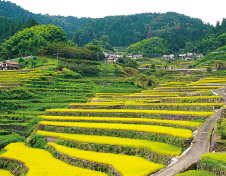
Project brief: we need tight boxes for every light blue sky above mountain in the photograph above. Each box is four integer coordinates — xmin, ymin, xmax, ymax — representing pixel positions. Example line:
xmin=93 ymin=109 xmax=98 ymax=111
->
xmin=7 ymin=0 xmax=226 ymax=26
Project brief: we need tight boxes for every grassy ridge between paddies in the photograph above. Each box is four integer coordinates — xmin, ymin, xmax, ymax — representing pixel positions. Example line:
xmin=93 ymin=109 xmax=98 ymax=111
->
xmin=201 ymin=153 xmax=226 ymax=168
xmin=176 ymin=170 xmax=215 ymax=176
xmin=45 ymin=108 xmax=214 ymax=116
xmin=39 ymin=121 xmax=193 ymax=139
xmin=41 ymin=115 xmax=202 ymax=127
xmin=48 ymin=142 xmax=164 ymax=176
xmin=0 ymin=169 xmax=14 ymax=176
xmin=0 ymin=143 xmax=107 ymax=176
xmin=37 ymin=130 xmax=181 ymax=156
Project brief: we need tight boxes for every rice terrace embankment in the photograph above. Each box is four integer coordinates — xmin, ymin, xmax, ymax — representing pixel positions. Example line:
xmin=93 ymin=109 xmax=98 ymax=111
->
xmin=1 ymin=70 xmax=226 ymax=176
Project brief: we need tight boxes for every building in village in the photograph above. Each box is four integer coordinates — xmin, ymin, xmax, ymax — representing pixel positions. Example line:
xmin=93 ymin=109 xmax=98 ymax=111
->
xmin=163 ymin=54 xmax=174 ymax=59
xmin=127 ymin=55 xmax=143 ymax=59
xmin=107 ymin=58 xmax=115 ymax=64
xmin=178 ymin=54 xmax=187 ymax=58
xmin=0 ymin=61 xmax=20 ymax=70
xmin=104 ymin=52 xmax=123 ymax=63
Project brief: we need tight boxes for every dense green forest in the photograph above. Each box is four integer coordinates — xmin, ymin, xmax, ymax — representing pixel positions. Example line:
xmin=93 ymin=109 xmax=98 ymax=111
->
xmin=0 ymin=1 xmax=215 ymax=52
xmin=0 ymin=24 xmax=104 ymax=61
xmin=72 ymin=12 xmax=214 ymax=50
xmin=126 ymin=37 xmax=171 ymax=57
xmin=0 ymin=16 xmax=38 ymax=44
xmin=0 ymin=0 xmax=226 ymax=59
xmin=0 ymin=0 xmax=90 ymax=34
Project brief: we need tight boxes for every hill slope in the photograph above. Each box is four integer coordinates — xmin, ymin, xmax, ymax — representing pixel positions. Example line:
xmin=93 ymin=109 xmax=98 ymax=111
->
xmin=0 ymin=0 xmax=90 ymax=33
xmin=72 ymin=12 xmax=214 ymax=50
xmin=0 ymin=1 xmax=215 ymax=52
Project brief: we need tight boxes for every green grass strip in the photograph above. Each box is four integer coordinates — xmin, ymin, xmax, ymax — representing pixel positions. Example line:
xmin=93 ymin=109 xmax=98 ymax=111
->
xmin=177 ymin=170 xmax=215 ymax=176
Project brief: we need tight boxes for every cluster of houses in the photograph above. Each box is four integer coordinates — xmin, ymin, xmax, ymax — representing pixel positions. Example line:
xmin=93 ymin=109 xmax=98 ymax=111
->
xmin=163 ymin=53 xmax=203 ymax=61
xmin=0 ymin=61 xmax=20 ymax=70
xmin=104 ymin=52 xmax=143 ymax=64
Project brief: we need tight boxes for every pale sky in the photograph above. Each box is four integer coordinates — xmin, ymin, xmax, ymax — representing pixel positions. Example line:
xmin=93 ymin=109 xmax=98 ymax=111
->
xmin=6 ymin=0 xmax=226 ymax=25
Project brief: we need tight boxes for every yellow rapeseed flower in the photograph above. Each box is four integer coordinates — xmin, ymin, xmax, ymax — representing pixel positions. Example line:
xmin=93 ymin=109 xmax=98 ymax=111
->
xmin=48 ymin=142 xmax=165 ymax=176
xmin=0 ymin=143 xmax=107 ymax=176
xmin=45 ymin=108 xmax=214 ymax=116
xmin=39 ymin=121 xmax=193 ymax=139
xmin=37 ymin=130 xmax=181 ymax=156
xmin=41 ymin=115 xmax=202 ymax=127
xmin=0 ymin=169 xmax=14 ymax=176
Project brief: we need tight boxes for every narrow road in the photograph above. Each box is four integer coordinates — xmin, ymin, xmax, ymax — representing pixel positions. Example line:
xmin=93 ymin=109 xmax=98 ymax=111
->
xmin=153 ymin=87 xmax=226 ymax=176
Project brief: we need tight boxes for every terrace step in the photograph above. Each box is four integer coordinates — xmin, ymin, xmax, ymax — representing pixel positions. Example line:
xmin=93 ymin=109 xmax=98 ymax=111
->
xmin=48 ymin=142 xmax=164 ymax=176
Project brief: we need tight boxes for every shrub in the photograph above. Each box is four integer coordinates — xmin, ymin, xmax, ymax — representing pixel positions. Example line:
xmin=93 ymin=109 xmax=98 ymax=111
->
xmin=26 ymin=133 xmax=47 ymax=149
xmin=56 ymin=62 xmax=64 ymax=71
xmin=25 ymin=117 xmax=43 ymax=137
xmin=62 ymin=69 xmax=81 ymax=79
xmin=0 ymin=101 xmax=19 ymax=112
xmin=68 ymin=64 xmax=100 ymax=76
xmin=0 ymin=89 xmax=33 ymax=100
xmin=217 ymin=118 xmax=226 ymax=139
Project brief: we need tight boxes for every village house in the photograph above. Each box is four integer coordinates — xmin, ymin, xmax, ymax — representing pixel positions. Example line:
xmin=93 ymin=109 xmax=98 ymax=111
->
xmin=127 ymin=55 xmax=143 ymax=59
xmin=186 ymin=53 xmax=194 ymax=57
xmin=163 ymin=54 xmax=174 ymax=59
xmin=196 ymin=54 xmax=204 ymax=58
xmin=0 ymin=61 xmax=20 ymax=70
xmin=105 ymin=52 xmax=123 ymax=63
xmin=107 ymin=58 xmax=115 ymax=64
xmin=178 ymin=54 xmax=186 ymax=58
xmin=132 ymin=55 xmax=143 ymax=59
xmin=185 ymin=57 xmax=192 ymax=61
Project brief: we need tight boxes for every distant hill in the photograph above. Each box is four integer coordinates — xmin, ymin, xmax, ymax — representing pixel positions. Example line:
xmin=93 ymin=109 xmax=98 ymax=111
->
xmin=0 ymin=0 xmax=90 ymax=33
xmin=0 ymin=16 xmax=27 ymax=43
xmin=0 ymin=0 xmax=216 ymax=52
xmin=72 ymin=12 xmax=214 ymax=51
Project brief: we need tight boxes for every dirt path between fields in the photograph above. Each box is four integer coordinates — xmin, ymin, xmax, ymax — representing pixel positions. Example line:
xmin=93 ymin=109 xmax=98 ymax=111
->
xmin=153 ymin=87 xmax=226 ymax=176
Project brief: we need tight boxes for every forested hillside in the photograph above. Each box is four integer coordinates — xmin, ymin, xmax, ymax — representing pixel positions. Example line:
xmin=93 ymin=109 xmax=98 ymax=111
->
xmin=0 ymin=0 xmax=90 ymax=33
xmin=0 ymin=15 xmax=38 ymax=44
xmin=72 ymin=12 xmax=214 ymax=51
xmin=1 ymin=0 xmax=226 ymax=55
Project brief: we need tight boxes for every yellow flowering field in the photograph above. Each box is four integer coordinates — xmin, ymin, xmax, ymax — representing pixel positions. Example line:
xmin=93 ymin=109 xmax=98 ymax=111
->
xmin=41 ymin=115 xmax=202 ymax=127
xmin=115 ymin=94 xmax=180 ymax=97
xmin=45 ymin=108 xmax=214 ymax=116
xmin=37 ymin=130 xmax=182 ymax=156
xmin=39 ymin=121 xmax=193 ymax=139
xmin=0 ymin=142 xmax=107 ymax=176
xmin=48 ymin=142 xmax=165 ymax=176
xmin=0 ymin=169 xmax=14 ymax=176
xmin=154 ymin=86 xmax=224 ymax=89
xmin=141 ymin=89 xmax=211 ymax=92
xmin=69 ymin=102 xmax=223 ymax=107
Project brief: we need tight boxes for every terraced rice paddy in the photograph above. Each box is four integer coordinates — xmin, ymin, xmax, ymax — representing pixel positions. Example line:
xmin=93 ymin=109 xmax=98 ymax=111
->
xmin=0 ymin=142 xmax=107 ymax=176
xmin=48 ymin=142 xmax=164 ymax=176
xmin=37 ymin=130 xmax=182 ymax=156
xmin=41 ymin=115 xmax=202 ymax=127
xmin=0 ymin=169 xmax=14 ymax=176
xmin=0 ymin=72 xmax=226 ymax=175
